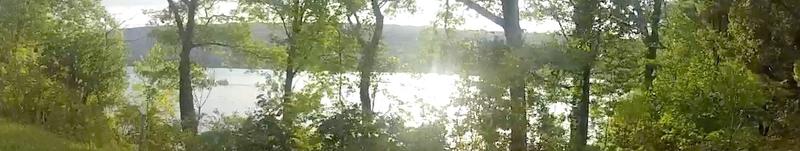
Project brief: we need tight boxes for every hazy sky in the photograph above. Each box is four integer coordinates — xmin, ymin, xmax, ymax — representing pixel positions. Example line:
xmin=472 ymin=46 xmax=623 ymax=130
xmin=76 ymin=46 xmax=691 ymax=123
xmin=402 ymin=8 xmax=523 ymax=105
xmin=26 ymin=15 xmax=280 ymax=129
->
xmin=101 ymin=0 xmax=559 ymax=32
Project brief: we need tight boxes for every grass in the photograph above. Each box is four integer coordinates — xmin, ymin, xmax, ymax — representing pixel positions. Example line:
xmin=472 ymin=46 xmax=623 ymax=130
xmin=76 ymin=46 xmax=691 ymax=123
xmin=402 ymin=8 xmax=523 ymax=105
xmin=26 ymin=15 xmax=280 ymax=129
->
xmin=0 ymin=119 xmax=119 ymax=151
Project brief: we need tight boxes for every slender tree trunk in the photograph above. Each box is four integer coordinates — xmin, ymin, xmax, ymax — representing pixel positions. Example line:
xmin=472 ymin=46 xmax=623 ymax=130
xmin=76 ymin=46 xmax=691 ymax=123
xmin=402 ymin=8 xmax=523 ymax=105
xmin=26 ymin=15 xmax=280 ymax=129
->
xmin=573 ymin=67 xmax=591 ymax=151
xmin=643 ymin=45 xmax=657 ymax=88
xmin=281 ymin=0 xmax=303 ymax=125
xmin=501 ymin=0 xmax=528 ymax=150
xmin=360 ymin=0 xmax=384 ymax=118
xmin=276 ymin=2 xmax=306 ymax=149
xmin=358 ymin=1 xmax=384 ymax=150
xmin=643 ymin=0 xmax=663 ymax=90
xmin=282 ymin=48 xmax=296 ymax=121
xmin=509 ymin=83 xmax=527 ymax=151
xmin=570 ymin=0 xmax=598 ymax=150
xmin=572 ymin=38 xmax=598 ymax=151
xmin=280 ymin=53 xmax=296 ymax=150
xmin=457 ymin=0 xmax=528 ymax=149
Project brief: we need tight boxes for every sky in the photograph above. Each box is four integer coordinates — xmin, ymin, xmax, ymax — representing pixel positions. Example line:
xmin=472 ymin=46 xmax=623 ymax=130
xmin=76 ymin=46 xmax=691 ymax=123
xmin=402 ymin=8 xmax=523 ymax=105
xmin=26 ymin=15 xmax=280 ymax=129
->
xmin=101 ymin=0 xmax=560 ymax=33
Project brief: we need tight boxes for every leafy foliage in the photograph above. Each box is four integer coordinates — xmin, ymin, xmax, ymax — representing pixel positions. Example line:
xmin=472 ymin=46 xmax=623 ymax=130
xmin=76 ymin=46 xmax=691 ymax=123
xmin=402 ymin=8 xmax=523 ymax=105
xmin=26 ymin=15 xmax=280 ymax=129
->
xmin=0 ymin=0 xmax=128 ymax=148
xmin=4 ymin=0 xmax=800 ymax=150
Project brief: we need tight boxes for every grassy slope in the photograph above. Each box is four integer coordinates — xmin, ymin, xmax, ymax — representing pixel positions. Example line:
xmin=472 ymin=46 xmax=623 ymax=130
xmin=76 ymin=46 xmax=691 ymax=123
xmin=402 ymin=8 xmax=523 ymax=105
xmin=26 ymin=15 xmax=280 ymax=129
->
xmin=0 ymin=119 xmax=119 ymax=151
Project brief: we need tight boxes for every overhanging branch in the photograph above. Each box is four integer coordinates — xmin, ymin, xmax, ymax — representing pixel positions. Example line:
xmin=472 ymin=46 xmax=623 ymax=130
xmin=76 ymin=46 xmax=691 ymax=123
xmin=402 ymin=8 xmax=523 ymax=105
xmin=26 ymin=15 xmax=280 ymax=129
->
xmin=193 ymin=42 xmax=234 ymax=48
xmin=456 ymin=0 xmax=505 ymax=26
xmin=194 ymin=42 xmax=276 ymax=61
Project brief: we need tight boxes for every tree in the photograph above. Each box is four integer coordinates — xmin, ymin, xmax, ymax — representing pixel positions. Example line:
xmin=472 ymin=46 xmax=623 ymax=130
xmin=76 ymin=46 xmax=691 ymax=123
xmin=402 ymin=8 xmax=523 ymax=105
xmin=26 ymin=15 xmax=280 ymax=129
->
xmin=143 ymin=1 xmax=256 ymax=150
xmin=164 ymin=0 xmax=201 ymax=135
xmin=118 ymin=43 xmax=221 ymax=150
xmin=600 ymin=0 xmax=799 ymax=150
xmin=156 ymin=0 xmax=252 ymax=136
xmin=528 ymin=0 xmax=602 ymax=149
xmin=449 ymin=0 xmax=529 ymax=150
xmin=338 ymin=0 xmax=416 ymax=113
xmin=338 ymin=0 xmax=414 ymax=148
xmin=731 ymin=0 xmax=800 ymax=147
xmin=358 ymin=0 xmax=386 ymax=120
xmin=239 ymin=0 xmax=357 ymax=149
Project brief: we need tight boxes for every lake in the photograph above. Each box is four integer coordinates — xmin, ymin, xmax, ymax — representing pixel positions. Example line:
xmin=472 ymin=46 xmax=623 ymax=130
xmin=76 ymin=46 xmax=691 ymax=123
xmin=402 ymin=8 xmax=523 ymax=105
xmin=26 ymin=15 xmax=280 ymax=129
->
xmin=126 ymin=67 xmax=461 ymax=126
xmin=126 ymin=67 xmax=570 ymax=129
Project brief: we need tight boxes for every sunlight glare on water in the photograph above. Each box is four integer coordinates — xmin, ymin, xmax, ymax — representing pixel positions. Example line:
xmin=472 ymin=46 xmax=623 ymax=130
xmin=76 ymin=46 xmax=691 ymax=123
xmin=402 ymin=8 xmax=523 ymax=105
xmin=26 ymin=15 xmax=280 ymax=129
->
xmin=127 ymin=67 xmax=460 ymax=126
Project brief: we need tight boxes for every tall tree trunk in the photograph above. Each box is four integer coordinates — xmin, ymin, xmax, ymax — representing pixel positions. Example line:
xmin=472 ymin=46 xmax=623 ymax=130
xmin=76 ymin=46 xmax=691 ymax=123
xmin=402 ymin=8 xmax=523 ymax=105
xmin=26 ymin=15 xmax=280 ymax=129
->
xmin=509 ymin=83 xmax=527 ymax=151
xmin=457 ymin=0 xmax=528 ymax=149
xmin=280 ymin=50 xmax=296 ymax=149
xmin=501 ymin=0 xmax=528 ymax=150
xmin=167 ymin=0 xmax=199 ymax=135
xmin=166 ymin=0 xmax=200 ymax=150
xmin=570 ymin=0 xmax=598 ymax=150
xmin=573 ymin=67 xmax=591 ymax=151
xmin=282 ymin=48 xmax=296 ymax=122
xmin=358 ymin=1 xmax=384 ymax=150
xmin=643 ymin=0 xmax=663 ymax=90
xmin=178 ymin=42 xmax=197 ymax=134
xmin=280 ymin=1 xmax=304 ymax=146
xmin=359 ymin=0 xmax=384 ymax=118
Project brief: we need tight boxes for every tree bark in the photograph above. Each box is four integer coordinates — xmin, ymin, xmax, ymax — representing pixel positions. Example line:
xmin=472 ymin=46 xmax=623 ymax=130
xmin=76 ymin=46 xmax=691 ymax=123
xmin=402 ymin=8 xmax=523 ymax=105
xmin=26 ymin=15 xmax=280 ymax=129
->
xmin=457 ymin=0 xmax=504 ymax=26
xmin=501 ymin=0 xmax=528 ymax=150
xmin=282 ymin=49 xmax=296 ymax=121
xmin=509 ymin=83 xmax=527 ymax=151
xmin=643 ymin=0 xmax=663 ymax=90
xmin=357 ymin=1 xmax=385 ymax=150
xmin=167 ymin=0 xmax=199 ymax=135
xmin=281 ymin=0 xmax=304 ymax=129
xmin=276 ymin=1 xmax=305 ymax=148
xmin=573 ymin=66 xmax=591 ymax=151
xmin=457 ymin=0 xmax=528 ymax=150
xmin=178 ymin=41 xmax=197 ymax=134
xmin=570 ymin=0 xmax=598 ymax=150
xmin=359 ymin=0 xmax=384 ymax=118
xmin=502 ymin=0 xmax=523 ymax=48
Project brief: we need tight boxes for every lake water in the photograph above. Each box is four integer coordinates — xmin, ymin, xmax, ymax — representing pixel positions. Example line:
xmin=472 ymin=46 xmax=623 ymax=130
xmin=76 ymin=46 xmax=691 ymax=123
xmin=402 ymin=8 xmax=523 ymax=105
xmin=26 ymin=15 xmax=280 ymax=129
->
xmin=126 ymin=67 xmax=570 ymax=128
xmin=126 ymin=67 xmax=461 ymax=125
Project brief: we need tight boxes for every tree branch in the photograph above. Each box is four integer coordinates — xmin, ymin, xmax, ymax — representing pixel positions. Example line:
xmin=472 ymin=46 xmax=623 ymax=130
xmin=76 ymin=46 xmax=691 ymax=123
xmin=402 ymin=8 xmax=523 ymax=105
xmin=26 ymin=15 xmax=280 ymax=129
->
xmin=200 ymin=1 xmax=223 ymax=26
xmin=195 ymin=42 xmax=276 ymax=61
xmin=380 ymin=0 xmax=390 ymax=8
xmin=349 ymin=13 xmax=367 ymax=46
xmin=166 ymin=0 xmax=186 ymax=34
xmin=193 ymin=42 xmax=235 ymax=48
xmin=456 ymin=0 xmax=505 ymax=26
xmin=202 ymin=15 xmax=227 ymax=26
xmin=274 ymin=11 xmax=293 ymax=41
xmin=531 ymin=73 xmax=573 ymax=89
xmin=551 ymin=12 xmax=571 ymax=42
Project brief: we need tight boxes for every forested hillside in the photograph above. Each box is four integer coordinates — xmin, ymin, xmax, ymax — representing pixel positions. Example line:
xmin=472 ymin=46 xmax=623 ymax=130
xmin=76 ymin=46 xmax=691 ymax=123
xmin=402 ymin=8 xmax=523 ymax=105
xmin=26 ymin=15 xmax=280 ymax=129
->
xmin=2 ymin=0 xmax=800 ymax=150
